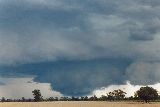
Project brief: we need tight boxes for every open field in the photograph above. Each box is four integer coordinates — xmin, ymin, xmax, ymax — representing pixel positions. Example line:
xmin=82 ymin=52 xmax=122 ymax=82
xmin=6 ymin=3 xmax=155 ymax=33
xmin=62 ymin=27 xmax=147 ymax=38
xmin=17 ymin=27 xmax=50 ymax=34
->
xmin=0 ymin=101 xmax=160 ymax=107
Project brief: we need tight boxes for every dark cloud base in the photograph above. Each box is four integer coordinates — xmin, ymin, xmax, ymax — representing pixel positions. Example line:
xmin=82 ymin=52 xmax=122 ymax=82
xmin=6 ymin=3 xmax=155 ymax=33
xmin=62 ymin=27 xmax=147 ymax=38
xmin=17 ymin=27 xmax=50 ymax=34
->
xmin=0 ymin=58 xmax=132 ymax=96
xmin=1 ymin=0 xmax=160 ymax=97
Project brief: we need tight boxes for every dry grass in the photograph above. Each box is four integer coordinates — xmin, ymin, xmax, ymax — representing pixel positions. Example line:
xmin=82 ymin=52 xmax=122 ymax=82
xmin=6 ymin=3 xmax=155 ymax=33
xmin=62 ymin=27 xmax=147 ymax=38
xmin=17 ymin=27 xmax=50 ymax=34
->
xmin=0 ymin=101 xmax=160 ymax=107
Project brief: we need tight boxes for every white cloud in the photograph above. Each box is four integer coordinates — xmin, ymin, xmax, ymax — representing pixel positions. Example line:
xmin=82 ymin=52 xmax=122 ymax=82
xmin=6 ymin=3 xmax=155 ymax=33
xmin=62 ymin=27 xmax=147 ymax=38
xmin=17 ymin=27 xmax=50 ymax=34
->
xmin=0 ymin=0 xmax=160 ymax=96
xmin=0 ymin=77 xmax=63 ymax=99
xmin=91 ymin=81 xmax=160 ymax=98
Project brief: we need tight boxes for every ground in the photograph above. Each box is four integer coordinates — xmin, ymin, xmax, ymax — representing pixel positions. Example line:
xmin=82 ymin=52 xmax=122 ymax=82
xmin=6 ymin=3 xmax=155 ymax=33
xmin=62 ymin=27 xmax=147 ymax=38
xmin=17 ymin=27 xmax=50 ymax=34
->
xmin=0 ymin=101 xmax=160 ymax=107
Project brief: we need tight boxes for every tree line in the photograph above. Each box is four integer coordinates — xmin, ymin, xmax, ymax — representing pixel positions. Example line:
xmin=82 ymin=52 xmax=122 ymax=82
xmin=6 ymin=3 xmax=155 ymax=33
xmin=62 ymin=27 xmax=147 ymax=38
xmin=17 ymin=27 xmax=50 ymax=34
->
xmin=0 ymin=86 xmax=159 ymax=103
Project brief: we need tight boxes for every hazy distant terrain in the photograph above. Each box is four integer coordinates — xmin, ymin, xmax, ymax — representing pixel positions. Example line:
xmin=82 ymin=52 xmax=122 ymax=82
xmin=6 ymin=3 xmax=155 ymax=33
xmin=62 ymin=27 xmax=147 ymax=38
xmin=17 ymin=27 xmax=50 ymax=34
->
xmin=0 ymin=102 xmax=160 ymax=107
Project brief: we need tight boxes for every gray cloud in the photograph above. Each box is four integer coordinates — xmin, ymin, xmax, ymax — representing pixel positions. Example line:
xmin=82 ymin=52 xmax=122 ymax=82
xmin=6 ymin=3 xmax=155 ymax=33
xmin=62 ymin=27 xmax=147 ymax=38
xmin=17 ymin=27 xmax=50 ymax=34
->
xmin=0 ymin=0 xmax=160 ymax=64
xmin=126 ymin=61 xmax=160 ymax=85
xmin=0 ymin=0 xmax=160 ymax=96
xmin=130 ymin=28 xmax=154 ymax=41
xmin=0 ymin=58 xmax=131 ymax=96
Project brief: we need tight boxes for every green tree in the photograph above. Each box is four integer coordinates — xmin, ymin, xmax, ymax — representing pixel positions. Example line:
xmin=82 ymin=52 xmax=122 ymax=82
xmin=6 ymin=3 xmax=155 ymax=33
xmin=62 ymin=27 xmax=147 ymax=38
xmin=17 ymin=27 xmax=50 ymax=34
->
xmin=135 ymin=86 xmax=158 ymax=103
xmin=32 ymin=89 xmax=43 ymax=102
xmin=107 ymin=89 xmax=126 ymax=100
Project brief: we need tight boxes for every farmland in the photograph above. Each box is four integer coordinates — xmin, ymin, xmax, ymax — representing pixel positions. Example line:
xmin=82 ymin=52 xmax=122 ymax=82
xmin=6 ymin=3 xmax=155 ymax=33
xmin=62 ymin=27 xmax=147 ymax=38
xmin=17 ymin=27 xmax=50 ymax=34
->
xmin=0 ymin=101 xmax=160 ymax=107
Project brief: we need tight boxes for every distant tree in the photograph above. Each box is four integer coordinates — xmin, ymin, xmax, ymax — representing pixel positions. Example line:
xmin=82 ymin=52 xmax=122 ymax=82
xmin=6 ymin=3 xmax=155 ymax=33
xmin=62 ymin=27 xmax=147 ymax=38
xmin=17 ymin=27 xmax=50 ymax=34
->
xmin=22 ymin=97 xmax=25 ymax=102
xmin=107 ymin=92 xmax=115 ymax=101
xmin=99 ymin=95 xmax=108 ymax=101
xmin=135 ymin=86 xmax=158 ymax=103
xmin=47 ymin=97 xmax=54 ymax=101
xmin=107 ymin=89 xmax=126 ymax=100
xmin=128 ymin=96 xmax=134 ymax=100
xmin=54 ymin=97 xmax=59 ymax=101
xmin=84 ymin=96 xmax=88 ymax=101
xmin=60 ymin=97 xmax=70 ymax=101
xmin=71 ymin=96 xmax=75 ymax=101
xmin=1 ymin=97 xmax=6 ymax=102
xmin=89 ymin=95 xmax=98 ymax=101
xmin=113 ymin=89 xmax=126 ymax=100
xmin=32 ymin=89 xmax=43 ymax=102
xmin=94 ymin=95 xmax=98 ymax=101
xmin=80 ymin=96 xmax=84 ymax=101
xmin=71 ymin=96 xmax=79 ymax=101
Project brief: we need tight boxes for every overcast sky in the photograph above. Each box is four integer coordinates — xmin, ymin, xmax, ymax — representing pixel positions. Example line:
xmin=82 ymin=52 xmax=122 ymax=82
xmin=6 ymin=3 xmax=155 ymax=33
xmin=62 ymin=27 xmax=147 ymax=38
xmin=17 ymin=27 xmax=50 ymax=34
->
xmin=1 ymin=0 xmax=160 ymax=98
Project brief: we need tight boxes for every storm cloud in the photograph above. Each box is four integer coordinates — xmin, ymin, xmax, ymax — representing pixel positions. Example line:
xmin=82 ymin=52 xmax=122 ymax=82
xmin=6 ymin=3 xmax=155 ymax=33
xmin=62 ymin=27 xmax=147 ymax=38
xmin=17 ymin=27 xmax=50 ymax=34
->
xmin=0 ymin=0 xmax=160 ymax=97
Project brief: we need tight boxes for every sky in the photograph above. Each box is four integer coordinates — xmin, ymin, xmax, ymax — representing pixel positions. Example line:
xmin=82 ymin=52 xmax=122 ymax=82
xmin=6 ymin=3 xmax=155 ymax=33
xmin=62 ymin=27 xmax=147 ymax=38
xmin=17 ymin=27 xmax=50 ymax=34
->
xmin=1 ymin=0 xmax=160 ymax=98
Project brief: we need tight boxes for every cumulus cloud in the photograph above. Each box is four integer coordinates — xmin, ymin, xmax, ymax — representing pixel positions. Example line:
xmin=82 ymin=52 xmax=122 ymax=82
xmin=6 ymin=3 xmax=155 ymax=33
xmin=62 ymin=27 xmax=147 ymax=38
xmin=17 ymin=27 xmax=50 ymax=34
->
xmin=0 ymin=0 xmax=160 ymax=97
xmin=91 ymin=81 xmax=160 ymax=98
xmin=91 ymin=81 xmax=141 ymax=98
xmin=0 ymin=77 xmax=63 ymax=99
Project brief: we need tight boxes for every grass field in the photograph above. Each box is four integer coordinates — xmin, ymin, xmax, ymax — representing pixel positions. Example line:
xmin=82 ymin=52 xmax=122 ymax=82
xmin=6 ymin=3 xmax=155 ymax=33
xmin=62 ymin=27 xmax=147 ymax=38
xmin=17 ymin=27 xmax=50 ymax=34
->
xmin=0 ymin=101 xmax=160 ymax=107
